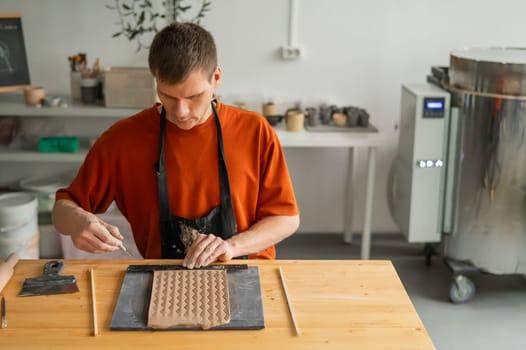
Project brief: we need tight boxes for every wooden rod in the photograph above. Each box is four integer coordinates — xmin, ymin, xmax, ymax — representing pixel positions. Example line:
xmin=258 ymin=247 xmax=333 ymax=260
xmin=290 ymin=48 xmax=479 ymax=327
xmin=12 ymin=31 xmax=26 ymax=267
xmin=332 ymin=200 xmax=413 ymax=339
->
xmin=278 ymin=266 xmax=301 ymax=336
xmin=89 ymin=268 xmax=98 ymax=336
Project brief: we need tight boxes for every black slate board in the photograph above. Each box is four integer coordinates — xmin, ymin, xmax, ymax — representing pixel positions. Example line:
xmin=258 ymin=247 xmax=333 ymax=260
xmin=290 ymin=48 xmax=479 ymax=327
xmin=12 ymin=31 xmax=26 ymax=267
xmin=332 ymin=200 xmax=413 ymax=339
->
xmin=0 ymin=15 xmax=30 ymax=89
xmin=110 ymin=266 xmax=264 ymax=331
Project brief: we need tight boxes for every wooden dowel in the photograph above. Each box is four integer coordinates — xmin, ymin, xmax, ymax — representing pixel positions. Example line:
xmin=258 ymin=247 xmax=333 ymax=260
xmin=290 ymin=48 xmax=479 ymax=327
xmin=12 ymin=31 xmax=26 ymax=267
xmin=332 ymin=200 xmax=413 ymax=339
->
xmin=89 ymin=268 xmax=98 ymax=336
xmin=278 ymin=266 xmax=301 ymax=336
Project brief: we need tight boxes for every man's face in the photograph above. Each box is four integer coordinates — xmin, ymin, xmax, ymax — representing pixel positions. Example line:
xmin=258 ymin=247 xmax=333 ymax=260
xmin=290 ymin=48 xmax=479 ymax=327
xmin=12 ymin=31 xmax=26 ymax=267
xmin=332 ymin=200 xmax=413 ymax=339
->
xmin=156 ymin=67 xmax=221 ymax=130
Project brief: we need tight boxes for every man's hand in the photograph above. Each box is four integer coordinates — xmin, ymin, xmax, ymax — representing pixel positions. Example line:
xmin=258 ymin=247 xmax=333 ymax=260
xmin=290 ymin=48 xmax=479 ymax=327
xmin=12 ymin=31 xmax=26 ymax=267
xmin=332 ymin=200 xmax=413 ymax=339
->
xmin=53 ymin=199 xmax=125 ymax=254
xmin=183 ymin=233 xmax=234 ymax=269
xmin=70 ymin=217 xmax=125 ymax=254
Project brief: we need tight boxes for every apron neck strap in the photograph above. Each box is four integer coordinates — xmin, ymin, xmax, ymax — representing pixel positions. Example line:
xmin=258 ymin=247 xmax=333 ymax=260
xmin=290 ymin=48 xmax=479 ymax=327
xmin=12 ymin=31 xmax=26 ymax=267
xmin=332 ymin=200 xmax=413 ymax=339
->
xmin=156 ymin=101 xmax=237 ymax=257
xmin=212 ymin=100 xmax=237 ymax=237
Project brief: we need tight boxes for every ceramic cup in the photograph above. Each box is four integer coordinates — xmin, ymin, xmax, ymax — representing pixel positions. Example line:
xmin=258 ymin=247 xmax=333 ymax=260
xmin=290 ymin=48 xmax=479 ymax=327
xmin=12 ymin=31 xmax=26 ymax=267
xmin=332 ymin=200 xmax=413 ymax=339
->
xmin=23 ymin=86 xmax=46 ymax=106
xmin=262 ymin=102 xmax=277 ymax=116
xmin=332 ymin=112 xmax=347 ymax=127
xmin=305 ymin=107 xmax=318 ymax=126
xmin=286 ymin=110 xmax=305 ymax=132
xmin=319 ymin=104 xmax=331 ymax=125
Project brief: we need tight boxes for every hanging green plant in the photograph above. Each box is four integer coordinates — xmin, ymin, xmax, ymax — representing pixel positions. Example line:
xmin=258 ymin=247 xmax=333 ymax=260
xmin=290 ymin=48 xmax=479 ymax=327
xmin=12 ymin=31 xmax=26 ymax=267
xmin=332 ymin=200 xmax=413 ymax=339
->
xmin=106 ymin=0 xmax=212 ymax=52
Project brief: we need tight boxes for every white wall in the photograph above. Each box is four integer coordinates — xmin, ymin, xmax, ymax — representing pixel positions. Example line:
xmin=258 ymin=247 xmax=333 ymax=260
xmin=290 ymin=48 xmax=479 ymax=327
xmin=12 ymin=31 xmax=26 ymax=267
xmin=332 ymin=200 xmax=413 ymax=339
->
xmin=2 ymin=0 xmax=526 ymax=234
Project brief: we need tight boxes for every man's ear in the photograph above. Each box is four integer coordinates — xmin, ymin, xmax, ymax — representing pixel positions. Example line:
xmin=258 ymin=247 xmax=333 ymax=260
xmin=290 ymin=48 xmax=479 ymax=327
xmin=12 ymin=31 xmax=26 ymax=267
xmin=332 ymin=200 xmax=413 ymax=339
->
xmin=212 ymin=66 xmax=221 ymax=88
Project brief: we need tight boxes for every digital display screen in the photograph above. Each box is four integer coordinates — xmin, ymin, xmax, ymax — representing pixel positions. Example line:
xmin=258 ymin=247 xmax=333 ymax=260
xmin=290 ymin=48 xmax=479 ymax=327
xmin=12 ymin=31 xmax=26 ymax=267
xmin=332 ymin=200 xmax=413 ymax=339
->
xmin=426 ymin=101 xmax=444 ymax=110
xmin=423 ymin=97 xmax=446 ymax=118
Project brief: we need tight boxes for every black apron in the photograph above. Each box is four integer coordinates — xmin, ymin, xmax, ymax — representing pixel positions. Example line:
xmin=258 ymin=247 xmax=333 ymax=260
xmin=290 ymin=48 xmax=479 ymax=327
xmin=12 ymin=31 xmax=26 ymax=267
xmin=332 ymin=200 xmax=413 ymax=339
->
xmin=156 ymin=101 xmax=237 ymax=259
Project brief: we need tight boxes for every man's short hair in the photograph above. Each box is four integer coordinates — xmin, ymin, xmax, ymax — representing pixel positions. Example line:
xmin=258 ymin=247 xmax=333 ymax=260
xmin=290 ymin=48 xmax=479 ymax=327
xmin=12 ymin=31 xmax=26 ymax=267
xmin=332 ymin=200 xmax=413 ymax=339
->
xmin=148 ymin=22 xmax=217 ymax=83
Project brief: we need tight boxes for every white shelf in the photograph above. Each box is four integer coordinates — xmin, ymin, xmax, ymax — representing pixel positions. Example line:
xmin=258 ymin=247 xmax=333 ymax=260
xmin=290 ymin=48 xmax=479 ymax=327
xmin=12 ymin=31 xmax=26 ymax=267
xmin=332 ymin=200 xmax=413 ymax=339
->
xmin=0 ymin=148 xmax=87 ymax=162
xmin=0 ymin=126 xmax=388 ymax=163
xmin=0 ymin=95 xmax=387 ymax=161
xmin=0 ymin=92 xmax=141 ymax=118
xmin=0 ymin=92 xmax=135 ymax=164
xmin=275 ymin=124 xmax=387 ymax=148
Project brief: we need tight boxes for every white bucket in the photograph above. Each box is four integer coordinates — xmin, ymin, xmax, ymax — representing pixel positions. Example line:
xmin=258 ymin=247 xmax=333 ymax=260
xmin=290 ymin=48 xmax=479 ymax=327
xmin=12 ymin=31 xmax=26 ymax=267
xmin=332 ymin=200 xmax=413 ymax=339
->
xmin=19 ymin=175 xmax=70 ymax=213
xmin=0 ymin=192 xmax=39 ymax=259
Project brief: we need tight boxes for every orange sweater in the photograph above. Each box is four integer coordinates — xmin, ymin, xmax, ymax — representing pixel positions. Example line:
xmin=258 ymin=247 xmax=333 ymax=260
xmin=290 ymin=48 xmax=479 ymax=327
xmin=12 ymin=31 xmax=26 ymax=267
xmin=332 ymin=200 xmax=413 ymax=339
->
xmin=56 ymin=101 xmax=299 ymax=259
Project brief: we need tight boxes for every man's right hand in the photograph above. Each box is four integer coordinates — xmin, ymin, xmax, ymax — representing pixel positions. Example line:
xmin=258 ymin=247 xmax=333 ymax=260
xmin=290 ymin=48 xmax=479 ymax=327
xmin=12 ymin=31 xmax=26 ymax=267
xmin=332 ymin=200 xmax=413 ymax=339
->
xmin=52 ymin=199 xmax=124 ymax=254
xmin=71 ymin=217 xmax=125 ymax=253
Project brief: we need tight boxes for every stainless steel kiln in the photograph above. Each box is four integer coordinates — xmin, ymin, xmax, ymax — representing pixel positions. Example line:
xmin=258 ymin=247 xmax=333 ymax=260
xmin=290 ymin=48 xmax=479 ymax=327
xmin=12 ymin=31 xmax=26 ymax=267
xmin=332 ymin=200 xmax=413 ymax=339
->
xmin=390 ymin=47 xmax=526 ymax=303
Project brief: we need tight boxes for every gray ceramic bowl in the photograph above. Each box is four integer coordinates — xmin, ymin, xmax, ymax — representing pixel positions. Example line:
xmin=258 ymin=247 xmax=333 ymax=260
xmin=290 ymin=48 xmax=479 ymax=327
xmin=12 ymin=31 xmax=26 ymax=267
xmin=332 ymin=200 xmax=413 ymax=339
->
xmin=265 ymin=115 xmax=284 ymax=126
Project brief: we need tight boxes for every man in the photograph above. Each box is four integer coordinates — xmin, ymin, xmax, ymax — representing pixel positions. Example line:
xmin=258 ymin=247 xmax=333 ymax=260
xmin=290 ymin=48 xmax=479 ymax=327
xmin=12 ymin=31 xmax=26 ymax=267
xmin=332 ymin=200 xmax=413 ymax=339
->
xmin=52 ymin=22 xmax=299 ymax=269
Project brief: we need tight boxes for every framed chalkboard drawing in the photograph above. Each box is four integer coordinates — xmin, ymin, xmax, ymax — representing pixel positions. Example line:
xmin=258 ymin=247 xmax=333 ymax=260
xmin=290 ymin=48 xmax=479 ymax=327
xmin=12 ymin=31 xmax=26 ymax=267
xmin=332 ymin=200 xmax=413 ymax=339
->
xmin=0 ymin=13 xmax=30 ymax=92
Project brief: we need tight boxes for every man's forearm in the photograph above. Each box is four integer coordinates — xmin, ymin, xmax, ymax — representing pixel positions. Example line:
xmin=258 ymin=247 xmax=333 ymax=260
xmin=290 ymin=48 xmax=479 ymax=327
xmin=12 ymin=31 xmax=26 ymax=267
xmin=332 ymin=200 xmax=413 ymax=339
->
xmin=52 ymin=199 xmax=92 ymax=237
xmin=228 ymin=215 xmax=300 ymax=258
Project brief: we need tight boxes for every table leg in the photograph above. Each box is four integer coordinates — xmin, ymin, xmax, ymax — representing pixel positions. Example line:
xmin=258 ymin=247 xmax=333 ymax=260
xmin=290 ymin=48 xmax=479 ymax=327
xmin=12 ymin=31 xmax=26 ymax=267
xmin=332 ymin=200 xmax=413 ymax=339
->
xmin=361 ymin=146 xmax=377 ymax=260
xmin=343 ymin=148 xmax=354 ymax=244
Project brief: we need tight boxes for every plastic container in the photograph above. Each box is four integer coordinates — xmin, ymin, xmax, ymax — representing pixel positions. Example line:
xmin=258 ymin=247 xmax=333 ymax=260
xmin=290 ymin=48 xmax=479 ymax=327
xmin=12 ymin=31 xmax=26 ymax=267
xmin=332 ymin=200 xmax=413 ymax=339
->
xmin=0 ymin=192 xmax=39 ymax=259
xmin=38 ymin=136 xmax=79 ymax=153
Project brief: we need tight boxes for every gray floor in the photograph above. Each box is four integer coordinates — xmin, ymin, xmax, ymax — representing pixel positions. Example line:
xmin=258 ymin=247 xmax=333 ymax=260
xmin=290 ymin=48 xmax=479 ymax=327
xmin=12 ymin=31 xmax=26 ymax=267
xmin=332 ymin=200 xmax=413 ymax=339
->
xmin=276 ymin=233 xmax=526 ymax=350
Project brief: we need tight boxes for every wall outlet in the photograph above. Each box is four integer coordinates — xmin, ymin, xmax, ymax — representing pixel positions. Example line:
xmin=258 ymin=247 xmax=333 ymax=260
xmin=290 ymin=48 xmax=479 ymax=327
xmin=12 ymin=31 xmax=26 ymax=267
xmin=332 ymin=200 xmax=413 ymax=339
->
xmin=281 ymin=46 xmax=302 ymax=60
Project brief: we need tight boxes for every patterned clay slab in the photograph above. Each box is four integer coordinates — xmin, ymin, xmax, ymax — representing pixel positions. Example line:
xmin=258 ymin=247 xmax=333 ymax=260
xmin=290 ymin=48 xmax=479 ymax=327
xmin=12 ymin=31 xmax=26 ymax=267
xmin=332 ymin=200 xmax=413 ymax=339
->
xmin=147 ymin=270 xmax=230 ymax=329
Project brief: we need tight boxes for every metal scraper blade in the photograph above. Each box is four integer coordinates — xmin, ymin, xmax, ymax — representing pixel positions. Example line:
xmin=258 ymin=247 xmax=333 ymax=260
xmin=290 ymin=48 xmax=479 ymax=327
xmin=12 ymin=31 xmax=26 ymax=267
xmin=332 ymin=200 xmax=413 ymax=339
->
xmin=18 ymin=261 xmax=80 ymax=297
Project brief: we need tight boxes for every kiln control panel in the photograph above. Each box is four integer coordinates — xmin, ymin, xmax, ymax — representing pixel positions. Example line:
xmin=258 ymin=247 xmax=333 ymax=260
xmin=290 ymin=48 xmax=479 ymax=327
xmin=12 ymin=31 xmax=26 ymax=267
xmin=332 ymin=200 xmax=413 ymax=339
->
xmin=423 ymin=97 xmax=446 ymax=118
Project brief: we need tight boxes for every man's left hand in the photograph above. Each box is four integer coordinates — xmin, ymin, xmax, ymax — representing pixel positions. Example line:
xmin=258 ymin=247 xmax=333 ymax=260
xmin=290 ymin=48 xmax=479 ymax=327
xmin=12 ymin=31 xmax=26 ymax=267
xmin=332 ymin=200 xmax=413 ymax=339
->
xmin=183 ymin=233 xmax=234 ymax=269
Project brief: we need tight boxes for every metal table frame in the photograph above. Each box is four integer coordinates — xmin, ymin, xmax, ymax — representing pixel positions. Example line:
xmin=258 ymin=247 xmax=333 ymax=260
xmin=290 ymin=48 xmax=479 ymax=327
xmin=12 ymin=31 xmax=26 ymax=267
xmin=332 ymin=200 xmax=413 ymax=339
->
xmin=275 ymin=126 xmax=387 ymax=259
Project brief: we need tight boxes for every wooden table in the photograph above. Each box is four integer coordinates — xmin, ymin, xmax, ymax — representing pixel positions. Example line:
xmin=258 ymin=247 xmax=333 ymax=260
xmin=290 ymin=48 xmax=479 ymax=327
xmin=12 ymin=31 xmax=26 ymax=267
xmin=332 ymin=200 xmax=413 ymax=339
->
xmin=0 ymin=260 xmax=435 ymax=350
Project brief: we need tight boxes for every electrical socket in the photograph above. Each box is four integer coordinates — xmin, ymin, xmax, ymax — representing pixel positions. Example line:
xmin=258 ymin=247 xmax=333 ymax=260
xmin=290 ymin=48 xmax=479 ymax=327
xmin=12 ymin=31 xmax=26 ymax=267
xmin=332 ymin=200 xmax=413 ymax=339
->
xmin=280 ymin=46 xmax=302 ymax=60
